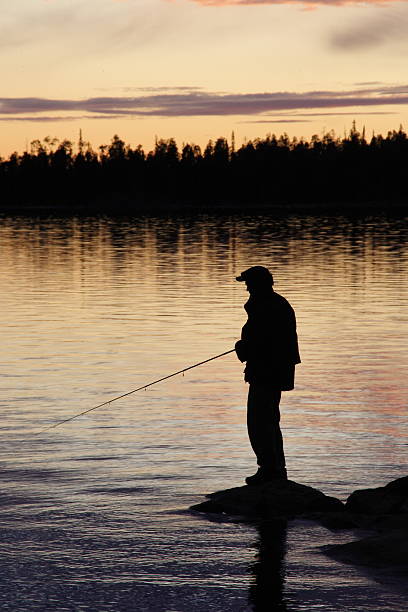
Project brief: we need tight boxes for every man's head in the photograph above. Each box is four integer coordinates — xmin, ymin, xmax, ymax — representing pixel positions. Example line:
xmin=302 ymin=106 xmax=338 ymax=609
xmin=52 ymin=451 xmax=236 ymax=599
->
xmin=236 ymin=266 xmax=274 ymax=293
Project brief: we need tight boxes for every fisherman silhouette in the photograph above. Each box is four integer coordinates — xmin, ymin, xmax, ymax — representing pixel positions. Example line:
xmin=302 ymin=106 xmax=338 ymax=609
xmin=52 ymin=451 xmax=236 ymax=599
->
xmin=235 ymin=266 xmax=301 ymax=486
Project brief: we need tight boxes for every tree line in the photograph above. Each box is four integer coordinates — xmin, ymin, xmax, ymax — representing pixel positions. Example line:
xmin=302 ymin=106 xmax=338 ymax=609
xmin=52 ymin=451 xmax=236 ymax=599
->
xmin=1 ymin=123 xmax=408 ymax=209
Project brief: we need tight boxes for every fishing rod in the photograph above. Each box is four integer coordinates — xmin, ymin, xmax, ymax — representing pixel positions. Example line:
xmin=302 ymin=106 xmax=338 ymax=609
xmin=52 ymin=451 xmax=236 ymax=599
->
xmin=38 ymin=348 xmax=235 ymax=434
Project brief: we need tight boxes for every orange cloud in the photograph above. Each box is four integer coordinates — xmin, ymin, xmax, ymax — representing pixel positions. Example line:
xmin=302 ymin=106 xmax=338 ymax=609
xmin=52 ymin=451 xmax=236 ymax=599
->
xmin=187 ymin=0 xmax=399 ymax=6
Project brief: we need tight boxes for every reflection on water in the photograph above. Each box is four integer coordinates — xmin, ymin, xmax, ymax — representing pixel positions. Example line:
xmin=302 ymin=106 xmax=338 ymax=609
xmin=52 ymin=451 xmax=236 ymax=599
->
xmin=249 ymin=521 xmax=289 ymax=612
xmin=0 ymin=213 xmax=407 ymax=611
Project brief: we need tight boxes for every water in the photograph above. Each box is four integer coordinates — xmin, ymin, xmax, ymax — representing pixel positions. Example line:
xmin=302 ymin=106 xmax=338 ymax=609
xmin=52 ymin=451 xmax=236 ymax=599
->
xmin=0 ymin=212 xmax=407 ymax=611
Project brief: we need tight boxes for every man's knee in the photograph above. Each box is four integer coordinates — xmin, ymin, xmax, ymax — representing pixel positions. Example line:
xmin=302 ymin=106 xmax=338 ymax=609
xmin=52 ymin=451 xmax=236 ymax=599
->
xmin=248 ymin=383 xmax=281 ymax=410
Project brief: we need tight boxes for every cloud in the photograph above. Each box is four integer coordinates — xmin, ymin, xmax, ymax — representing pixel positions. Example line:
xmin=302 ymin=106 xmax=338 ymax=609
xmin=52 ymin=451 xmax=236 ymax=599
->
xmin=0 ymin=6 xmax=76 ymax=51
xmin=0 ymin=1 xmax=167 ymax=55
xmin=0 ymin=115 xmax=125 ymax=122
xmin=96 ymin=86 xmax=205 ymax=93
xmin=242 ymin=110 xmax=396 ymax=122
xmin=240 ymin=119 xmax=312 ymax=123
xmin=274 ymin=110 xmax=396 ymax=116
xmin=186 ymin=0 xmax=401 ymax=6
xmin=330 ymin=10 xmax=408 ymax=49
xmin=0 ymin=84 xmax=407 ymax=120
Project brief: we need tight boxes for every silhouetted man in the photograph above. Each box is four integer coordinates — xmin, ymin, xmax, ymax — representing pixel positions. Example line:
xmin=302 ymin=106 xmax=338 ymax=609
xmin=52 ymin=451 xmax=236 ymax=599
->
xmin=235 ymin=266 xmax=300 ymax=486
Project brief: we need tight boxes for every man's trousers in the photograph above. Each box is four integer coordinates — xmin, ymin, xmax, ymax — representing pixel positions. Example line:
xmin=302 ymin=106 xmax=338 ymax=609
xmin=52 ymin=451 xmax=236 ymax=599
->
xmin=247 ymin=383 xmax=286 ymax=476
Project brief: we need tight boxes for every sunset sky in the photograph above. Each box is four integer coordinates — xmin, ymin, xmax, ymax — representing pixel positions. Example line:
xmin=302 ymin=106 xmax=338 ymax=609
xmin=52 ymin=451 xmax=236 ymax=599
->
xmin=2 ymin=0 xmax=408 ymax=155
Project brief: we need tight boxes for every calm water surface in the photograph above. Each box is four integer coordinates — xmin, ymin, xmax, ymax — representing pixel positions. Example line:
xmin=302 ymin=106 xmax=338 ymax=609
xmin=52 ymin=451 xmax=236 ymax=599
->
xmin=0 ymin=213 xmax=407 ymax=611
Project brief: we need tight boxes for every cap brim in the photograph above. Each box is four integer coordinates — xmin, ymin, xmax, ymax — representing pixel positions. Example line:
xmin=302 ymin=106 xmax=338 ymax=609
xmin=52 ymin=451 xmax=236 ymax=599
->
xmin=236 ymin=275 xmax=245 ymax=282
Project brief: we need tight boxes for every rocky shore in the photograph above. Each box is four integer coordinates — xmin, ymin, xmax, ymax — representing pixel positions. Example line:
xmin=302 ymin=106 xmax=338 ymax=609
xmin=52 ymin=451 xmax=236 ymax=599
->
xmin=191 ymin=476 xmax=408 ymax=574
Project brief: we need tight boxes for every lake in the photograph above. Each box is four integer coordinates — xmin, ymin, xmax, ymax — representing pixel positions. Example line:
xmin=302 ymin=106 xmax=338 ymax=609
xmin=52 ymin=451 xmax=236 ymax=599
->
xmin=0 ymin=212 xmax=407 ymax=611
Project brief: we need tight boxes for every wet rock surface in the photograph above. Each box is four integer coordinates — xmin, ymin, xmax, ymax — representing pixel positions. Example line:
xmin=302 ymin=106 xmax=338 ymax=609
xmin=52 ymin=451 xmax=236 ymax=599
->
xmin=190 ymin=478 xmax=344 ymax=519
xmin=345 ymin=475 xmax=408 ymax=515
xmin=325 ymin=529 xmax=408 ymax=573
xmin=324 ymin=476 xmax=408 ymax=572
xmin=192 ymin=475 xmax=408 ymax=574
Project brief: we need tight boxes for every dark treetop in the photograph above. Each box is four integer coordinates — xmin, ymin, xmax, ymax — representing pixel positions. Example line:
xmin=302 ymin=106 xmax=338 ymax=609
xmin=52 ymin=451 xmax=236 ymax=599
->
xmin=2 ymin=124 xmax=408 ymax=211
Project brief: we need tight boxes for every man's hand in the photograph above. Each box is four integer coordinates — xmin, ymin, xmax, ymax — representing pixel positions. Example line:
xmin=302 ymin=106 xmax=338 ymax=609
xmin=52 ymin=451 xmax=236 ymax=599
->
xmin=235 ymin=340 xmax=248 ymax=363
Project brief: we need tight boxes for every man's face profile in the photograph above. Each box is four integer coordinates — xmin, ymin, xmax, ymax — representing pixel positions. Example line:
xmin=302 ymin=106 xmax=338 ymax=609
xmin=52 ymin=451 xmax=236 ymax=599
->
xmin=245 ymin=278 xmax=270 ymax=294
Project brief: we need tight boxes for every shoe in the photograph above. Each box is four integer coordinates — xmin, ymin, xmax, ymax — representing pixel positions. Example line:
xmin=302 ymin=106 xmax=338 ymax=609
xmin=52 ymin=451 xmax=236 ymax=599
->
xmin=245 ymin=468 xmax=287 ymax=486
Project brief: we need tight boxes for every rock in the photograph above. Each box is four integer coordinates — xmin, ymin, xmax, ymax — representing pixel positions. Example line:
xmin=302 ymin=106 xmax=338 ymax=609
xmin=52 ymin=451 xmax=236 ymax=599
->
xmin=373 ymin=513 xmax=408 ymax=531
xmin=302 ymin=511 xmax=363 ymax=530
xmin=346 ymin=476 xmax=408 ymax=515
xmin=192 ymin=475 xmax=408 ymax=580
xmin=324 ymin=528 xmax=408 ymax=572
xmin=322 ymin=477 xmax=408 ymax=574
xmin=191 ymin=479 xmax=344 ymax=519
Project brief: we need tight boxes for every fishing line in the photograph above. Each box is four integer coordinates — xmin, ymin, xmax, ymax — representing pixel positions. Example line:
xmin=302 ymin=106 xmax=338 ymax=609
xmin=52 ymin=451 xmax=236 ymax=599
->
xmin=37 ymin=349 xmax=234 ymax=434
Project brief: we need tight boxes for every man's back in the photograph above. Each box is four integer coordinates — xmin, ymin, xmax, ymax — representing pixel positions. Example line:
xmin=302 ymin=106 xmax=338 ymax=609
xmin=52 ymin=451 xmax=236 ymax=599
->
xmin=240 ymin=288 xmax=300 ymax=387
xmin=242 ymin=289 xmax=300 ymax=363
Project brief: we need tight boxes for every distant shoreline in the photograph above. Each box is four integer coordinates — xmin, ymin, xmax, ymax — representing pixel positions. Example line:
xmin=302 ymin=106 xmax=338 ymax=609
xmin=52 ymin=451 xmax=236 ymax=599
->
xmin=1 ymin=128 xmax=408 ymax=218
xmin=0 ymin=198 xmax=406 ymax=217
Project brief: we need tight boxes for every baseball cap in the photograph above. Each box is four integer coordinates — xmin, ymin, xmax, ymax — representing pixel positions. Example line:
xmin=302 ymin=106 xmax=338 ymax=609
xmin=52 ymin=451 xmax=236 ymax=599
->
xmin=236 ymin=266 xmax=274 ymax=284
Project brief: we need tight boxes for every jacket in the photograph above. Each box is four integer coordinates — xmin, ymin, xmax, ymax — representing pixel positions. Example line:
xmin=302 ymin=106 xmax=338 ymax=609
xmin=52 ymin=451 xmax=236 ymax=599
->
xmin=235 ymin=289 xmax=301 ymax=389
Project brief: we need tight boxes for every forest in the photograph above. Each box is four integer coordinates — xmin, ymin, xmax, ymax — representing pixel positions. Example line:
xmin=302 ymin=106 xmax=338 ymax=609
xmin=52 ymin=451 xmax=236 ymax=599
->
xmin=1 ymin=123 xmax=408 ymax=210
